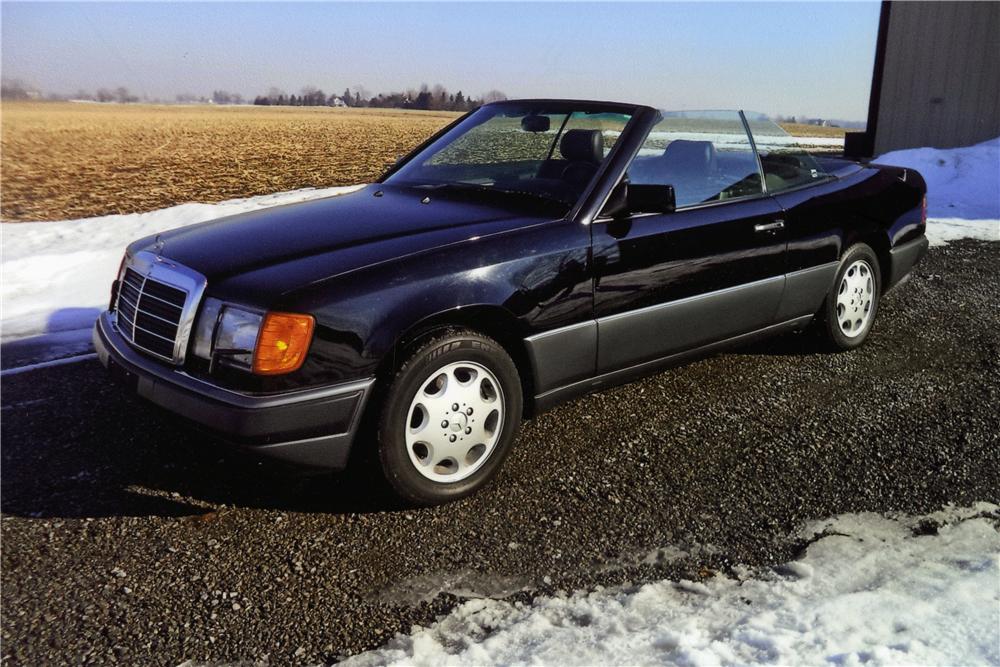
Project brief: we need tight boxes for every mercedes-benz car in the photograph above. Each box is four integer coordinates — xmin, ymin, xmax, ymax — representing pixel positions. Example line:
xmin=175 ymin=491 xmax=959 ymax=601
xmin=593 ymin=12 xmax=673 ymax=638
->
xmin=94 ymin=100 xmax=928 ymax=505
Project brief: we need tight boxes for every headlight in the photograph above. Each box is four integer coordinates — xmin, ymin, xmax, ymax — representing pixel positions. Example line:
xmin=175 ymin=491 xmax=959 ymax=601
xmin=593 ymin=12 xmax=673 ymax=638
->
xmin=191 ymin=299 xmax=314 ymax=375
xmin=215 ymin=306 xmax=264 ymax=370
xmin=192 ymin=298 xmax=225 ymax=360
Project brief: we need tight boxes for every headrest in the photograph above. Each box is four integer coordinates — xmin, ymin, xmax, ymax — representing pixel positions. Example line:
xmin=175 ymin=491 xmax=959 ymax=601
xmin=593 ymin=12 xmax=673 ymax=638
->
xmin=661 ymin=140 xmax=717 ymax=170
xmin=560 ymin=129 xmax=604 ymax=164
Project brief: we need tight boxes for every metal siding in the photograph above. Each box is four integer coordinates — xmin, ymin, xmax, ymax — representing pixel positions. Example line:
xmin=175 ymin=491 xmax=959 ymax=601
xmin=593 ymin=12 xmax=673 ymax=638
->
xmin=976 ymin=4 xmax=1000 ymax=143
xmin=931 ymin=2 xmax=960 ymax=146
xmin=874 ymin=1 xmax=1000 ymax=154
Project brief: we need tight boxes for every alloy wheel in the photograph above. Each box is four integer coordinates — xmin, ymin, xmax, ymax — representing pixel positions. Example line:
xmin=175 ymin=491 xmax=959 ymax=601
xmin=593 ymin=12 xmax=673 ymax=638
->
xmin=404 ymin=361 xmax=505 ymax=483
xmin=836 ymin=259 xmax=875 ymax=338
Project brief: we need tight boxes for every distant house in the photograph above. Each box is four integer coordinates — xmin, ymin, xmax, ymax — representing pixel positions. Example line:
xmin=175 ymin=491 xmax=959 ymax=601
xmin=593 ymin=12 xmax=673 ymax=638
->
xmin=330 ymin=97 xmax=347 ymax=108
xmin=846 ymin=1 xmax=1000 ymax=156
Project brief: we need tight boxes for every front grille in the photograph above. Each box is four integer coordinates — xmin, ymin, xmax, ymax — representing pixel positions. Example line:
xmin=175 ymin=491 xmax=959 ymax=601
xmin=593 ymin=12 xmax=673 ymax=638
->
xmin=116 ymin=267 xmax=188 ymax=361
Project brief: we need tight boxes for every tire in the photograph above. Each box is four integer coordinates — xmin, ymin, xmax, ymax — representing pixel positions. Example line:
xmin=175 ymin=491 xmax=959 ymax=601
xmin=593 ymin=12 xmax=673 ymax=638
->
xmin=816 ymin=243 xmax=882 ymax=350
xmin=376 ymin=329 xmax=523 ymax=506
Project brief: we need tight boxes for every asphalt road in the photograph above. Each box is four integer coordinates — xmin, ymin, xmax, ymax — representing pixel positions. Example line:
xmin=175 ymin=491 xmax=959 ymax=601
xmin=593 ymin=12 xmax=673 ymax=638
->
xmin=3 ymin=240 xmax=998 ymax=666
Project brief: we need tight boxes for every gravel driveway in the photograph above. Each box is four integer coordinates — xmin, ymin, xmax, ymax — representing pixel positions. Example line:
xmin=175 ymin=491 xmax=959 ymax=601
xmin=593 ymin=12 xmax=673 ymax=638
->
xmin=2 ymin=240 xmax=998 ymax=665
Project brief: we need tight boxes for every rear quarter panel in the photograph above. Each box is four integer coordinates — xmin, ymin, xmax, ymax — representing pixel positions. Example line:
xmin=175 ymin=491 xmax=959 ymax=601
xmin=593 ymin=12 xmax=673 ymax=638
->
xmin=774 ymin=165 xmax=927 ymax=274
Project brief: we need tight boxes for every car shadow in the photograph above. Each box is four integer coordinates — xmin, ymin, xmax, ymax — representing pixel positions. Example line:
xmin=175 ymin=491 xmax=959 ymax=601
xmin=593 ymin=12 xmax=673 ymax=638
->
xmin=0 ymin=307 xmax=102 ymax=370
xmin=735 ymin=329 xmax=830 ymax=357
xmin=1 ymin=318 xmax=840 ymax=521
xmin=0 ymin=359 xmax=402 ymax=520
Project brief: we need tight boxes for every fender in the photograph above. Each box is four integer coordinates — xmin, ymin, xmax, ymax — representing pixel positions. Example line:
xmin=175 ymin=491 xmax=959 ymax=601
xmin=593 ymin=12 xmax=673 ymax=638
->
xmin=275 ymin=216 xmax=594 ymax=390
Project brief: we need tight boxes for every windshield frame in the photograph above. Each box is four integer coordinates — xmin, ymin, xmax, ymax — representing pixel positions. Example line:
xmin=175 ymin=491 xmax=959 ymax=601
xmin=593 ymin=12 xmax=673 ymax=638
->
xmin=379 ymin=100 xmax=645 ymax=217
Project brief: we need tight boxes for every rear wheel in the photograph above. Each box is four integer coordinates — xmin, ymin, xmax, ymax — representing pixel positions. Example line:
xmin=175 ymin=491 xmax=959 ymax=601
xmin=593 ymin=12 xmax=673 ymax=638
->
xmin=816 ymin=243 xmax=881 ymax=350
xmin=377 ymin=329 xmax=522 ymax=505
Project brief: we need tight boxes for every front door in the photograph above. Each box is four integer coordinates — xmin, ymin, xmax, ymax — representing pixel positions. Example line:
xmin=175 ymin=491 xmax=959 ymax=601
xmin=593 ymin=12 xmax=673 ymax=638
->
xmin=592 ymin=110 xmax=786 ymax=373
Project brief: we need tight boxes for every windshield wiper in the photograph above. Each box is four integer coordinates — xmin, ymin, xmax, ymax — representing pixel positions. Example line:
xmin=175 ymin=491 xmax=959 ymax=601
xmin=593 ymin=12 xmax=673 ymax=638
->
xmin=422 ymin=182 xmax=569 ymax=208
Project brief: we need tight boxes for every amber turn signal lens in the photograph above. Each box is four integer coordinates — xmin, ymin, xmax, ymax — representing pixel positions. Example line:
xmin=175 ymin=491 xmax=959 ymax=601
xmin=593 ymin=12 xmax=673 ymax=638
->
xmin=252 ymin=312 xmax=315 ymax=375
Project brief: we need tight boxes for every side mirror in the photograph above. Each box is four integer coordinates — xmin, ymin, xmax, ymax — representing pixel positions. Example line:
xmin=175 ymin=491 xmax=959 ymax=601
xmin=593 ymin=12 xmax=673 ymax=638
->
xmin=627 ymin=184 xmax=676 ymax=214
xmin=601 ymin=182 xmax=676 ymax=218
xmin=521 ymin=115 xmax=550 ymax=133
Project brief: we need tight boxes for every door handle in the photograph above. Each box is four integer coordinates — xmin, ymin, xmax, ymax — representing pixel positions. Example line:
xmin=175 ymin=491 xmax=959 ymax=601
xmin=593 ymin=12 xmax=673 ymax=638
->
xmin=754 ymin=220 xmax=785 ymax=234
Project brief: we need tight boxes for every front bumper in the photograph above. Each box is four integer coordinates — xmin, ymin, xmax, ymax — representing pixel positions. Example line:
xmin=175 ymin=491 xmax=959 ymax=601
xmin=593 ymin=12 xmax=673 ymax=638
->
xmin=93 ymin=311 xmax=374 ymax=469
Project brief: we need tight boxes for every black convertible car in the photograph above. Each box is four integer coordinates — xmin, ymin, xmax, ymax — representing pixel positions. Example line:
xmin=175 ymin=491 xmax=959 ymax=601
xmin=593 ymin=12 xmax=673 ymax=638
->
xmin=95 ymin=100 xmax=928 ymax=504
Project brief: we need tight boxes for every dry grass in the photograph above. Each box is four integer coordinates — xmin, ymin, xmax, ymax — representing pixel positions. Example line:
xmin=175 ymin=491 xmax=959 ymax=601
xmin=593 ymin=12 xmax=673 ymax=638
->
xmin=1 ymin=102 xmax=458 ymax=222
xmin=779 ymin=123 xmax=848 ymax=138
xmin=0 ymin=102 xmax=846 ymax=222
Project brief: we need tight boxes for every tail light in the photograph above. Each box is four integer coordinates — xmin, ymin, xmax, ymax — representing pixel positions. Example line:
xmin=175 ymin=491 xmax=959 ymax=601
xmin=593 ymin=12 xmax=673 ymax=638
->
xmin=921 ymin=195 xmax=927 ymax=226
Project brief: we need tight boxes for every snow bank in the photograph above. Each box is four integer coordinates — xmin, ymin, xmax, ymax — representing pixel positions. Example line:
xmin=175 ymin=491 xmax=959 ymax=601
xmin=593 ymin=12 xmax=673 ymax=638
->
xmin=607 ymin=130 xmax=845 ymax=152
xmin=344 ymin=504 xmax=1000 ymax=667
xmin=0 ymin=186 xmax=362 ymax=365
xmin=875 ymin=136 xmax=999 ymax=246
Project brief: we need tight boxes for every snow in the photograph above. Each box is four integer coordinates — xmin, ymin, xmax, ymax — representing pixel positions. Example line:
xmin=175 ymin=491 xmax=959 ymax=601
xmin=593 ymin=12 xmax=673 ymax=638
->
xmin=0 ymin=186 xmax=362 ymax=366
xmin=875 ymin=136 xmax=1000 ymax=246
xmin=342 ymin=504 xmax=1000 ymax=667
xmin=609 ymin=130 xmax=844 ymax=152
xmin=0 ymin=352 xmax=97 ymax=378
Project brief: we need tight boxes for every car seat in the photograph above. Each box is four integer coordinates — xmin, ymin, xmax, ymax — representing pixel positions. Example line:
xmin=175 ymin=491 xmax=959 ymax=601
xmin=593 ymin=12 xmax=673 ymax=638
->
xmin=558 ymin=129 xmax=604 ymax=185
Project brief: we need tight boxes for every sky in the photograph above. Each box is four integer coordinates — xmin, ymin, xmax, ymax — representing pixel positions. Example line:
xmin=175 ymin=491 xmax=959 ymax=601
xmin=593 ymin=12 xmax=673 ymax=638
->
xmin=1 ymin=2 xmax=881 ymax=120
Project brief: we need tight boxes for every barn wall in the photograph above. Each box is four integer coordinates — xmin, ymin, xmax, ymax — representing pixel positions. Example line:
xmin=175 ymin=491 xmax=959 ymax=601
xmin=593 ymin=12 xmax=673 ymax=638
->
xmin=874 ymin=1 xmax=1000 ymax=154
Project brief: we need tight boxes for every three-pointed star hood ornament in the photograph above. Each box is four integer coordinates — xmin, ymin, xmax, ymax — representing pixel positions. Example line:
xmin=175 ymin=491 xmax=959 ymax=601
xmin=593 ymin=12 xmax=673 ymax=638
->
xmin=152 ymin=235 xmax=165 ymax=258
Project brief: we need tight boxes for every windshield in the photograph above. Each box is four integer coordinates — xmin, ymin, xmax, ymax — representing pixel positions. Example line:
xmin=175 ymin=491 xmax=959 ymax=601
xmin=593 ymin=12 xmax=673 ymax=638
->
xmin=384 ymin=102 xmax=634 ymax=212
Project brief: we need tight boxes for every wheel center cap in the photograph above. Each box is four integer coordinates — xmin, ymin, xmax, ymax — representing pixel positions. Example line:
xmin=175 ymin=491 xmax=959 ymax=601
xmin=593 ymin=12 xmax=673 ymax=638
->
xmin=449 ymin=413 xmax=467 ymax=432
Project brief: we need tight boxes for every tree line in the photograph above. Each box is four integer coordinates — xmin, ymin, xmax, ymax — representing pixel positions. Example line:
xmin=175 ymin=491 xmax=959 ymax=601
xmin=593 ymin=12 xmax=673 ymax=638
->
xmin=1 ymin=79 xmax=146 ymax=104
xmin=1 ymin=76 xmax=507 ymax=112
xmin=253 ymin=84 xmax=507 ymax=111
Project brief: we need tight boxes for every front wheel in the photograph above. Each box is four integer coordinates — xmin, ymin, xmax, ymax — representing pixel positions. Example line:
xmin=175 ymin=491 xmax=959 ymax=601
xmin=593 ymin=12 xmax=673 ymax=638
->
xmin=816 ymin=243 xmax=882 ymax=350
xmin=376 ymin=329 xmax=523 ymax=506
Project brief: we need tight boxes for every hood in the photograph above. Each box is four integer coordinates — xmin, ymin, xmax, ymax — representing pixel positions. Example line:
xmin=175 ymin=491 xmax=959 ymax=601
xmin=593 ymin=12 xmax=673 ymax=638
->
xmin=136 ymin=185 xmax=557 ymax=286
